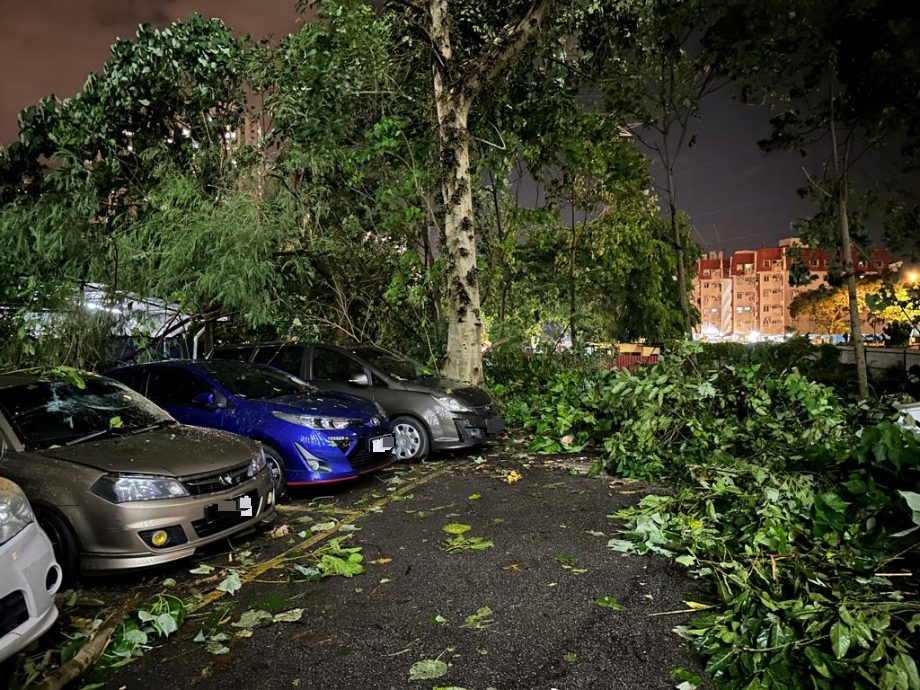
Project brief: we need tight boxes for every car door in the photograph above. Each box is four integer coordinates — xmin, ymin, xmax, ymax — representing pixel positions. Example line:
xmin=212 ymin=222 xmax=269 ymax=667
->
xmin=307 ymin=346 xmax=375 ymax=402
xmin=144 ymin=368 xmax=228 ymax=431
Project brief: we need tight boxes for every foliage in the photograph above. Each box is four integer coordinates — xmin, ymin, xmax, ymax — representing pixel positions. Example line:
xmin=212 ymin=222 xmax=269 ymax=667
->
xmin=484 ymin=346 xmax=618 ymax=450
xmin=439 ymin=523 xmax=494 ymax=553
xmin=96 ymin=595 xmax=187 ymax=669
xmin=587 ymin=345 xmax=920 ymax=689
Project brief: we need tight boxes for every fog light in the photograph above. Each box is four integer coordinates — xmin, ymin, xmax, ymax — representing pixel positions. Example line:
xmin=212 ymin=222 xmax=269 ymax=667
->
xmin=267 ymin=489 xmax=275 ymax=506
xmin=150 ymin=530 xmax=169 ymax=547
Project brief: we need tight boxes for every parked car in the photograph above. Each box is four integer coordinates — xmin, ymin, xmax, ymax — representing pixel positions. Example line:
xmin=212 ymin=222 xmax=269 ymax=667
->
xmin=0 ymin=373 xmax=276 ymax=582
xmin=106 ymin=360 xmax=396 ymax=495
xmin=210 ymin=342 xmax=505 ymax=462
xmin=0 ymin=478 xmax=61 ymax=663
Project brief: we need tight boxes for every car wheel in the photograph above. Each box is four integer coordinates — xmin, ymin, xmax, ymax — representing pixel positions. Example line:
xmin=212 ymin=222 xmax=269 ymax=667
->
xmin=262 ymin=445 xmax=288 ymax=503
xmin=35 ymin=508 xmax=80 ymax=586
xmin=392 ymin=416 xmax=430 ymax=462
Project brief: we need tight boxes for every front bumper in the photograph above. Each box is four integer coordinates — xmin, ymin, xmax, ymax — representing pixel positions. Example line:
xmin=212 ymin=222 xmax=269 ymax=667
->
xmin=74 ymin=467 xmax=276 ymax=572
xmin=431 ymin=409 xmax=506 ymax=451
xmin=284 ymin=429 xmax=398 ymax=485
xmin=0 ymin=522 xmax=61 ymax=663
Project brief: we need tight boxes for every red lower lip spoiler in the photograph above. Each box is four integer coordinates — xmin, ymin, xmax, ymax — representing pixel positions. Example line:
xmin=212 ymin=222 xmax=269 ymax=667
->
xmin=286 ymin=456 xmax=398 ymax=486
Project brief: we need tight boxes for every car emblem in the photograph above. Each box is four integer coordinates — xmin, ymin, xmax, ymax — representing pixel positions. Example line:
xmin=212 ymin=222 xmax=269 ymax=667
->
xmin=370 ymin=417 xmax=380 ymax=427
xmin=217 ymin=474 xmax=234 ymax=487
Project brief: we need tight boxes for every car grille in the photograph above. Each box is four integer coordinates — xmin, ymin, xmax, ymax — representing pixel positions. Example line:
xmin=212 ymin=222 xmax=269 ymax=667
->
xmin=474 ymin=403 xmax=498 ymax=417
xmin=348 ymin=448 xmax=393 ymax=473
xmin=182 ymin=462 xmax=251 ymax=496
xmin=192 ymin=491 xmax=258 ymax=538
xmin=0 ymin=590 xmax=29 ymax=637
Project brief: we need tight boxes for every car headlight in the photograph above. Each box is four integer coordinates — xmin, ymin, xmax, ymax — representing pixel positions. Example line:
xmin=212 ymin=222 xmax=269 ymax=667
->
xmin=272 ymin=410 xmax=356 ymax=430
xmin=91 ymin=475 xmax=189 ymax=503
xmin=249 ymin=449 xmax=267 ymax=477
xmin=433 ymin=395 xmax=472 ymax=413
xmin=0 ymin=486 xmax=34 ymax=545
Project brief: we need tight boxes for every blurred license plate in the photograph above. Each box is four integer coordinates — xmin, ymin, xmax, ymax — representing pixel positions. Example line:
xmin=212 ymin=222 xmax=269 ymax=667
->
xmin=486 ymin=419 xmax=506 ymax=434
xmin=215 ymin=494 xmax=254 ymax=517
xmin=370 ymin=435 xmax=395 ymax=452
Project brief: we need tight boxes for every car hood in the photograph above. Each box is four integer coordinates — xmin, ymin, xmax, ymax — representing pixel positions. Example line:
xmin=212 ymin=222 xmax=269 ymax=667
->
xmin=265 ymin=392 xmax=379 ymax=419
xmin=397 ymin=377 xmax=493 ymax=407
xmin=36 ymin=425 xmax=259 ymax=477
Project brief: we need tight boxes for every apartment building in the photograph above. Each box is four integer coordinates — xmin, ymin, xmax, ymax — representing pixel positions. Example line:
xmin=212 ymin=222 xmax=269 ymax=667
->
xmin=692 ymin=238 xmax=889 ymax=340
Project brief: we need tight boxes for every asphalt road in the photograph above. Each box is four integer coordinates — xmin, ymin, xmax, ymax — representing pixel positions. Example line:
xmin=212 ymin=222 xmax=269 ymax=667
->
xmin=62 ymin=443 xmax=707 ymax=690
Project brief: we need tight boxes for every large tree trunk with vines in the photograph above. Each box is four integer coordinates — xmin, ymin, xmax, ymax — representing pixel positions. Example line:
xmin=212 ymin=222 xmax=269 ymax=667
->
xmin=431 ymin=0 xmax=482 ymax=384
xmin=424 ymin=0 xmax=549 ymax=383
xmin=437 ymin=96 xmax=482 ymax=383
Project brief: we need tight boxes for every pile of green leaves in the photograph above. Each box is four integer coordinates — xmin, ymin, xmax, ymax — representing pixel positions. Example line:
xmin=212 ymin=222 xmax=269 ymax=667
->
xmin=69 ymin=594 xmax=187 ymax=671
xmin=485 ymin=346 xmax=618 ymax=451
xmin=599 ymin=345 xmax=920 ymax=688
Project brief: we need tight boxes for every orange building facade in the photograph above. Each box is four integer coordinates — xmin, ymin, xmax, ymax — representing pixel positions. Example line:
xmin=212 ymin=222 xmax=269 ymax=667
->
xmin=692 ymin=238 xmax=889 ymax=340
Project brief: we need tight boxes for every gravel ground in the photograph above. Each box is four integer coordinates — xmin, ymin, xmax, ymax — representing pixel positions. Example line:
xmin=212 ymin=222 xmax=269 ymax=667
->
xmin=66 ymin=443 xmax=708 ymax=690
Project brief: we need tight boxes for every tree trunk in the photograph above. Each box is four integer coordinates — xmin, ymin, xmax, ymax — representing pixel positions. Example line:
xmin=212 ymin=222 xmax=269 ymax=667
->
xmin=569 ymin=190 xmax=578 ymax=351
xmin=838 ymin=184 xmax=869 ymax=398
xmin=431 ymin=2 xmax=481 ymax=383
xmin=667 ymin=166 xmax=693 ymax=337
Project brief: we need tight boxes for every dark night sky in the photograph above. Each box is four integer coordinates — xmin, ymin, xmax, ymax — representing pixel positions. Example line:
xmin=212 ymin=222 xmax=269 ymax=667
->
xmin=0 ymin=0 xmax=817 ymax=254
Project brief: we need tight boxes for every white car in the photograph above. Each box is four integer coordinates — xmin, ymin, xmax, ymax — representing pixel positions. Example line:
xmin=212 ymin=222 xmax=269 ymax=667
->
xmin=0 ymin=478 xmax=62 ymax=663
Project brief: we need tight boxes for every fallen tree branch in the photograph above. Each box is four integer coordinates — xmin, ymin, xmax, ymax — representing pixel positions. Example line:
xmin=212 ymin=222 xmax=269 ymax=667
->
xmin=34 ymin=595 xmax=142 ymax=690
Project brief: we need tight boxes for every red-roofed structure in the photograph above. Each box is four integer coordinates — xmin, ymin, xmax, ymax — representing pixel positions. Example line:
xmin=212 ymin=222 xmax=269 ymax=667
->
xmin=691 ymin=238 xmax=890 ymax=340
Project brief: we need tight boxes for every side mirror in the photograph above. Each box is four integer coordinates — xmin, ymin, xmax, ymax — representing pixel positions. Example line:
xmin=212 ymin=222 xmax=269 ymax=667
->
xmin=192 ymin=391 xmax=220 ymax=408
xmin=349 ymin=372 xmax=370 ymax=387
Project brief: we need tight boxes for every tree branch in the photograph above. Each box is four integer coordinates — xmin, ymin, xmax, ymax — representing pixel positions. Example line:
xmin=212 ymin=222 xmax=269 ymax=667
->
xmin=466 ymin=0 xmax=553 ymax=95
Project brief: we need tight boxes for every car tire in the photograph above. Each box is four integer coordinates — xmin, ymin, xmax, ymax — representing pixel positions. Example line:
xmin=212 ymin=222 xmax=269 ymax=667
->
xmin=262 ymin=445 xmax=288 ymax=503
xmin=35 ymin=508 xmax=80 ymax=586
xmin=391 ymin=416 xmax=430 ymax=462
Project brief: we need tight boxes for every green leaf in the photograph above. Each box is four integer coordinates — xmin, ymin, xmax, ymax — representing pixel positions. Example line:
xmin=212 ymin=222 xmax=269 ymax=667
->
xmin=272 ymin=609 xmax=304 ymax=623
xmin=442 ymin=523 xmax=472 ymax=535
xmin=205 ymin=641 xmax=230 ymax=655
xmin=675 ymin=554 xmax=695 ymax=566
xmin=463 ymin=607 xmax=494 ymax=629
xmin=830 ymin=621 xmax=850 ymax=659
xmin=606 ymin=538 xmax=634 ymax=552
xmin=563 ymin=652 xmax=577 ymax=663
xmin=190 ymin=563 xmax=214 ymax=575
xmin=232 ymin=609 xmax=273 ymax=629
xmin=408 ymin=659 xmax=448 ymax=680
xmin=216 ymin=571 xmax=242 ymax=595
xmin=592 ymin=596 xmax=622 ymax=612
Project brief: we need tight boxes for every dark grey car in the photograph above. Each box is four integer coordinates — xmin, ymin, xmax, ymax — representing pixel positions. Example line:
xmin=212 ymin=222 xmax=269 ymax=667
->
xmin=210 ymin=343 xmax=505 ymax=461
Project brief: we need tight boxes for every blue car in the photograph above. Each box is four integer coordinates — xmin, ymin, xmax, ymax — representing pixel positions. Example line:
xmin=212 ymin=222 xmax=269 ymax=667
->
xmin=107 ymin=360 xmax=396 ymax=497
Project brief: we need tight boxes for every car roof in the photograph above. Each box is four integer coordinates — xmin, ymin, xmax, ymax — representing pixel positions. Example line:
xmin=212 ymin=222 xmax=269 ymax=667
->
xmin=110 ymin=359 xmax=277 ymax=374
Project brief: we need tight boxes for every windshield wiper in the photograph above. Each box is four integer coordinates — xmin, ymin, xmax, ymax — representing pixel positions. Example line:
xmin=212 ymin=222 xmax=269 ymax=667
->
xmin=64 ymin=429 xmax=115 ymax=446
xmin=124 ymin=419 xmax=177 ymax=435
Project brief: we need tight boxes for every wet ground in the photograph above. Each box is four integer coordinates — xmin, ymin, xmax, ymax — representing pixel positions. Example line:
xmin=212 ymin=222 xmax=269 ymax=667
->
xmin=10 ymin=440 xmax=708 ymax=690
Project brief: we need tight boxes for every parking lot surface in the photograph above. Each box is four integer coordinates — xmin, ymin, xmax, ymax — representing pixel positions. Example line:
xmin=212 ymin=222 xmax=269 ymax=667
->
xmin=21 ymin=441 xmax=706 ymax=690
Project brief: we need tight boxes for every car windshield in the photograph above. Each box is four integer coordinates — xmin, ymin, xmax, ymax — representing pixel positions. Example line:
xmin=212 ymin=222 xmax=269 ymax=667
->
xmin=352 ymin=349 xmax=436 ymax=381
xmin=201 ymin=362 xmax=312 ymax=400
xmin=0 ymin=378 xmax=173 ymax=450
